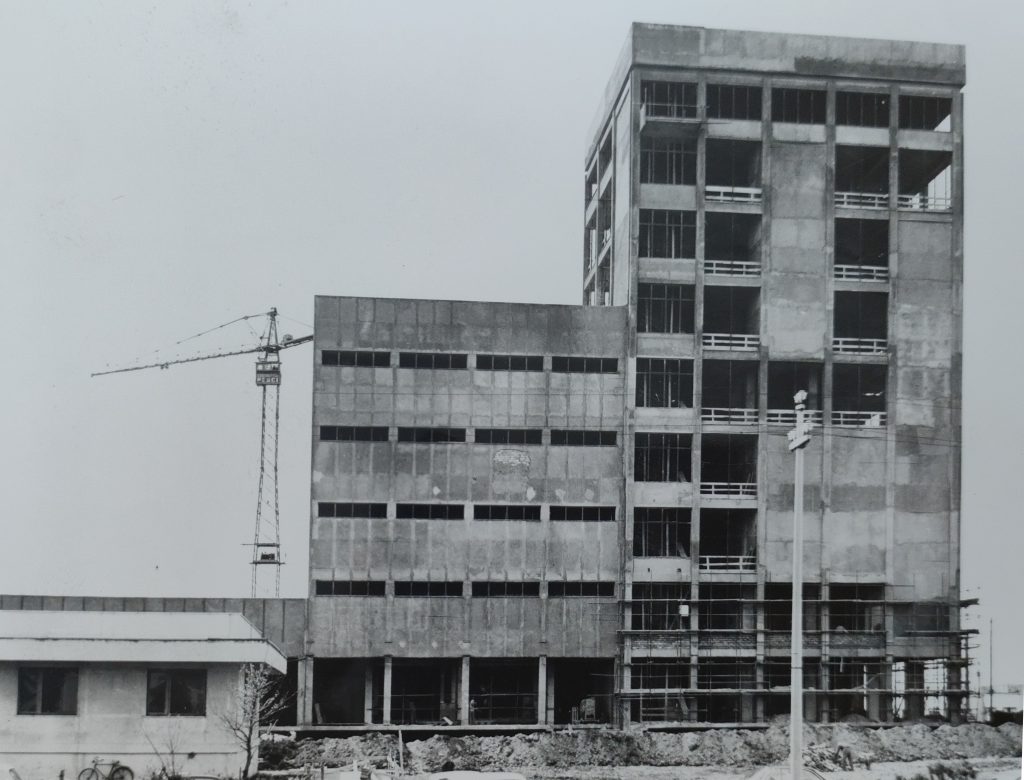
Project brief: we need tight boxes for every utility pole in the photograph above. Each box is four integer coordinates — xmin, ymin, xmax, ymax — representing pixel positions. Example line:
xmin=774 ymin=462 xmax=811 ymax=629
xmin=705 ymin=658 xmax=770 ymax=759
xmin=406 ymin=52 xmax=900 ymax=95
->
xmin=787 ymin=390 xmax=812 ymax=780
xmin=988 ymin=618 xmax=994 ymax=722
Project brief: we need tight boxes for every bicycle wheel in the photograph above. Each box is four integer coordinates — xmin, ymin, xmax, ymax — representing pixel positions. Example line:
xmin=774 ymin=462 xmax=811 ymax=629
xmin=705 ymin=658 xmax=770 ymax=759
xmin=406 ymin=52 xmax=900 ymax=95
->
xmin=78 ymin=769 xmax=101 ymax=780
xmin=110 ymin=767 xmax=134 ymax=780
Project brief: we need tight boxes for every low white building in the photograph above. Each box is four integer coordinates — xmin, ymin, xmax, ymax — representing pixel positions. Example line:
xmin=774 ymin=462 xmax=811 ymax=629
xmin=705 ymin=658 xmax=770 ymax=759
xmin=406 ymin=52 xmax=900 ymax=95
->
xmin=0 ymin=610 xmax=287 ymax=780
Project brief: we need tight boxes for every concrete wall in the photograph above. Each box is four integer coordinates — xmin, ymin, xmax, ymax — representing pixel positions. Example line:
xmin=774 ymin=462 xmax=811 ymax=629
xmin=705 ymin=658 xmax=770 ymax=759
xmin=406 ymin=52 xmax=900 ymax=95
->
xmin=311 ymin=297 xmax=628 ymax=659
xmin=0 ymin=663 xmax=244 ymax=779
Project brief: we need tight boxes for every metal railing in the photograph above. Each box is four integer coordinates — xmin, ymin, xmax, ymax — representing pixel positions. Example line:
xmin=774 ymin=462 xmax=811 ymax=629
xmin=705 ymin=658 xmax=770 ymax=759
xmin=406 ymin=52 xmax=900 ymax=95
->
xmin=640 ymin=102 xmax=700 ymax=121
xmin=897 ymin=193 xmax=952 ymax=211
xmin=831 ymin=410 xmax=887 ymax=427
xmin=701 ymin=407 xmax=757 ymax=424
xmin=700 ymin=482 xmax=756 ymax=498
xmin=834 ymin=264 xmax=888 ymax=282
xmin=706 ymin=185 xmax=763 ymax=203
xmin=703 ymin=259 xmax=761 ymax=277
xmin=699 ymin=555 xmax=757 ymax=572
xmin=832 ymin=336 xmax=887 ymax=355
xmin=835 ymin=191 xmax=889 ymax=209
xmin=767 ymin=409 xmax=823 ymax=426
xmin=703 ymin=333 xmax=759 ymax=350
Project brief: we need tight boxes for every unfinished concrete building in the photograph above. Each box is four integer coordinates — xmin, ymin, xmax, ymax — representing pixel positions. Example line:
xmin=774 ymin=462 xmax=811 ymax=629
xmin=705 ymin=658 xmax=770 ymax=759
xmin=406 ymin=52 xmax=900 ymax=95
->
xmin=1 ymin=24 xmax=966 ymax=730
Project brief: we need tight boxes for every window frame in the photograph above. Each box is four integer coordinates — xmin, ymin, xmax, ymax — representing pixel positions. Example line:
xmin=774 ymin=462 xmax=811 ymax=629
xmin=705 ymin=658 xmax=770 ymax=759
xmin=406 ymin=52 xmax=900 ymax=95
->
xmin=17 ymin=666 xmax=79 ymax=716
xmin=146 ymin=668 xmax=207 ymax=717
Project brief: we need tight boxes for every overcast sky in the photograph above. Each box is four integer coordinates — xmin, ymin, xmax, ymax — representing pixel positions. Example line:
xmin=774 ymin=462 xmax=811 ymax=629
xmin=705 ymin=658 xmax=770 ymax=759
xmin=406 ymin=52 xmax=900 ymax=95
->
xmin=2 ymin=0 xmax=1022 ymax=705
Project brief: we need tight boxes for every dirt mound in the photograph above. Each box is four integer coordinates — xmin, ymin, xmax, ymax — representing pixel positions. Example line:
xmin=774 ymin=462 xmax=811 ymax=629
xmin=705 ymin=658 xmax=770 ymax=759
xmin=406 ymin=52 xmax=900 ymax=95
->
xmin=278 ymin=723 xmax=1023 ymax=771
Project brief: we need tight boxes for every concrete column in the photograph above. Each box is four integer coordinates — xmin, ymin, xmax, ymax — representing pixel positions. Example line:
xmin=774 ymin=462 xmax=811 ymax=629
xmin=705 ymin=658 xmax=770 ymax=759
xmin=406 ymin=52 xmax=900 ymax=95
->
xmin=382 ymin=656 xmax=393 ymax=725
xmin=537 ymin=656 xmax=548 ymax=724
xmin=459 ymin=656 xmax=471 ymax=725
xmin=364 ymin=664 xmax=375 ymax=724
xmin=298 ymin=657 xmax=314 ymax=726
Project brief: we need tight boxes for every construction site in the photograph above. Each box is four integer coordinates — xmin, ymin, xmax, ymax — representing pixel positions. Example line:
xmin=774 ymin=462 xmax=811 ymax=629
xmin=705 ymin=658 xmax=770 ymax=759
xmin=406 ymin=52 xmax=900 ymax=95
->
xmin=2 ymin=22 xmax=987 ymax=748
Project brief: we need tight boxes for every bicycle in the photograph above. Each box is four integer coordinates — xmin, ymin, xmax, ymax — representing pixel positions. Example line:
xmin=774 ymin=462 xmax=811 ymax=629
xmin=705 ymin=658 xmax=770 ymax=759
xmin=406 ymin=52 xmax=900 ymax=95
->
xmin=78 ymin=758 xmax=134 ymax=780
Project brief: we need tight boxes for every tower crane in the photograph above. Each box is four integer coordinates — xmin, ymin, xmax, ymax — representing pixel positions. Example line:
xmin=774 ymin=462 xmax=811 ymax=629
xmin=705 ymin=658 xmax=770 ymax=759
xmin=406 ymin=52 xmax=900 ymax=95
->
xmin=91 ymin=308 xmax=312 ymax=597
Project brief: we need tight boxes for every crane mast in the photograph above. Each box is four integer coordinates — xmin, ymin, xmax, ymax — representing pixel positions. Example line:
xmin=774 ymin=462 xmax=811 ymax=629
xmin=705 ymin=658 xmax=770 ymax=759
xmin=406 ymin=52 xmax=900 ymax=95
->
xmin=92 ymin=307 xmax=311 ymax=597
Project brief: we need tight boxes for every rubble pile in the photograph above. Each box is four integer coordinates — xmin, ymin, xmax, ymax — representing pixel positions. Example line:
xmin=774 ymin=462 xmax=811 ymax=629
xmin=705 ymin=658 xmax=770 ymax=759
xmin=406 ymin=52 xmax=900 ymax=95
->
xmin=276 ymin=722 xmax=1022 ymax=772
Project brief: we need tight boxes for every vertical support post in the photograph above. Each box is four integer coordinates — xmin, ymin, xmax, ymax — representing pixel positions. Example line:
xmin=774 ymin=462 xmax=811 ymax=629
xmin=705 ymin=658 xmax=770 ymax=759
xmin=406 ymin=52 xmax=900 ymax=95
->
xmin=537 ymin=656 xmax=548 ymax=724
xmin=298 ymin=656 xmax=314 ymax=726
xmin=787 ymin=391 xmax=812 ymax=780
xmin=382 ymin=656 xmax=393 ymax=725
xmin=364 ymin=664 xmax=375 ymax=724
xmin=460 ymin=656 xmax=471 ymax=725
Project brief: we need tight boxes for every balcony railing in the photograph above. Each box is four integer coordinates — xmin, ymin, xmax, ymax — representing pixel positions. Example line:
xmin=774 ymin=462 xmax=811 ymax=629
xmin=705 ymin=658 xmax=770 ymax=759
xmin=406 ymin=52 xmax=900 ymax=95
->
xmin=834 ymin=264 xmax=889 ymax=282
xmin=600 ymin=228 xmax=612 ymax=253
xmin=897 ymin=193 xmax=952 ymax=211
xmin=700 ymin=482 xmax=756 ymax=498
xmin=702 ymin=333 xmax=759 ymax=350
xmin=701 ymin=407 xmax=757 ymax=424
xmin=832 ymin=410 xmax=887 ymax=428
xmin=703 ymin=259 xmax=761 ymax=277
xmin=766 ymin=409 xmax=824 ymax=426
xmin=706 ymin=185 xmax=763 ymax=203
xmin=640 ymin=102 xmax=700 ymax=122
xmin=699 ymin=555 xmax=756 ymax=572
xmin=833 ymin=337 xmax=887 ymax=355
xmin=835 ymin=191 xmax=889 ymax=209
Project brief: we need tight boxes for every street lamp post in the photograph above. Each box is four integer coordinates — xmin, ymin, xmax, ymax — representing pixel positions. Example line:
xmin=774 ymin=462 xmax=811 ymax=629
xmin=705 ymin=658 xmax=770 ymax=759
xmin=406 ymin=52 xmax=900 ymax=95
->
xmin=787 ymin=390 xmax=812 ymax=780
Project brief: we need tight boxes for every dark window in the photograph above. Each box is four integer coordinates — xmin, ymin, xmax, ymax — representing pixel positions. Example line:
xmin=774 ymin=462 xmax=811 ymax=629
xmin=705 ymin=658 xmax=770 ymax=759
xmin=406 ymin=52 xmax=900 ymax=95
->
xmin=767 ymin=362 xmax=823 ymax=411
xmin=835 ymin=145 xmax=890 ymax=194
xmin=395 ymin=504 xmax=465 ymax=520
xmin=636 ymin=358 xmax=693 ymax=408
xmin=551 ymin=356 xmax=618 ymax=374
xmin=833 ymin=291 xmax=888 ymax=341
xmin=637 ymin=283 xmax=694 ymax=334
xmin=640 ymin=138 xmax=697 ymax=185
xmin=631 ymin=582 xmax=689 ymax=631
xmin=394 ymin=581 xmax=463 ymax=597
xmin=835 ymin=219 xmax=889 ymax=268
xmin=633 ymin=508 xmax=691 ymax=557
xmin=832 ymin=364 xmax=887 ymax=413
xmin=319 ymin=426 xmax=389 ymax=442
xmin=321 ymin=350 xmax=390 ymax=367
xmin=705 ymin=139 xmax=762 ymax=189
xmin=899 ymin=95 xmax=952 ymax=131
xmin=17 ymin=668 xmax=78 ymax=715
xmin=475 ymin=354 xmax=544 ymax=371
xmin=771 ymin=87 xmax=826 ymax=124
xmin=698 ymin=583 xmax=755 ymax=631
xmin=638 ymin=209 xmax=696 ymax=259
xmin=549 ymin=506 xmax=616 ymax=522
xmin=707 ymin=84 xmax=762 ymax=120
xmin=473 ymin=505 xmax=541 ymax=521
xmin=317 ymin=502 xmax=388 ymax=518
xmin=836 ymin=91 xmax=890 ymax=127
xmin=640 ymin=80 xmax=698 ymax=119
xmin=765 ymin=583 xmax=821 ymax=632
xmin=634 ymin=433 xmax=691 ymax=482
xmin=146 ymin=669 xmax=207 ymax=716
xmin=829 ymin=584 xmax=886 ymax=632
xmin=550 ymin=430 xmax=617 ymax=446
xmin=471 ymin=581 xmax=541 ymax=597
xmin=397 ymin=352 xmax=468 ymax=370
xmin=396 ymin=427 xmax=466 ymax=443
xmin=703 ymin=286 xmax=760 ymax=336
xmin=705 ymin=212 xmax=762 ymax=264
xmin=314 ymin=580 xmax=387 ymax=596
xmin=547 ymin=581 xmax=615 ymax=597
xmin=474 ymin=428 xmax=543 ymax=445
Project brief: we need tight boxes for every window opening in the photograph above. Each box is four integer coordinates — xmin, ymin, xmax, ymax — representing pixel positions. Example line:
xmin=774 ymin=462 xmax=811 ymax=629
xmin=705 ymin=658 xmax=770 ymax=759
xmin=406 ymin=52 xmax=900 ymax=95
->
xmin=318 ymin=502 xmax=388 ymax=518
xmin=640 ymin=137 xmax=697 ymax=185
xmin=147 ymin=669 xmax=207 ymax=716
xmin=17 ymin=668 xmax=78 ymax=715
xmin=633 ymin=507 xmax=691 ymax=557
xmin=771 ymin=87 xmax=826 ymax=124
xmin=474 ymin=428 xmax=543 ymax=445
xmin=551 ymin=356 xmax=618 ymax=373
xmin=707 ymin=84 xmax=762 ymax=120
xmin=398 ymin=352 xmax=468 ymax=370
xmin=836 ymin=91 xmax=890 ymax=127
xmin=634 ymin=433 xmax=692 ymax=482
xmin=899 ymin=95 xmax=952 ymax=131
xmin=550 ymin=430 xmax=617 ymax=446
xmin=638 ymin=209 xmax=696 ymax=258
xmin=322 ymin=350 xmax=391 ymax=367
xmin=320 ymin=426 xmax=389 ymax=442
xmin=395 ymin=504 xmax=465 ymax=520
xmin=473 ymin=505 xmax=541 ymax=521
xmin=396 ymin=427 xmax=467 ymax=443
xmin=549 ymin=506 xmax=616 ymax=521
xmin=636 ymin=358 xmax=693 ymax=409
xmin=640 ymin=80 xmax=698 ymax=119
xmin=637 ymin=283 xmax=694 ymax=334
xmin=476 ymin=354 xmax=544 ymax=371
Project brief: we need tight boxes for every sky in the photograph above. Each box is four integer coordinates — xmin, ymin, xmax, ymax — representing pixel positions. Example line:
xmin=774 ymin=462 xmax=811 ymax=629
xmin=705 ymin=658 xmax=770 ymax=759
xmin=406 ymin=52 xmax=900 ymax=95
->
xmin=1 ymin=0 xmax=1022 ymax=709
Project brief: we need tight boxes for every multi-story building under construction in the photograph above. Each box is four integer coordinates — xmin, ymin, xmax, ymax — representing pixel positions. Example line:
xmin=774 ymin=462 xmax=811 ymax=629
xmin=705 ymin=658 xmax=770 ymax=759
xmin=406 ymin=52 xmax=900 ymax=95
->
xmin=1 ymin=24 xmax=968 ymax=730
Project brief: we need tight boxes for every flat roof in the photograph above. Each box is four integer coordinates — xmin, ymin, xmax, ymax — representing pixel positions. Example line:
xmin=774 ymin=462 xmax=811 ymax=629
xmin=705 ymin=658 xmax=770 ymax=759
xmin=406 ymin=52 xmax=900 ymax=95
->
xmin=0 ymin=611 xmax=287 ymax=670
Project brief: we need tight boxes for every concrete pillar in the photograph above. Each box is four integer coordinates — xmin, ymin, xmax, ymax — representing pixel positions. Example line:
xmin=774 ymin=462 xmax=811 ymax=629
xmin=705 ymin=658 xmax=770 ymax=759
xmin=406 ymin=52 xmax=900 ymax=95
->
xmin=298 ymin=657 xmax=314 ymax=726
xmin=383 ymin=656 xmax=393 ymax=725
xmin=867 ymin=662 xmax=886 ymax=721
xmin=459 ymin=656 xmax=471 ymax=725
xmin=364 ymin=663 xmax=375 ymax=724
xmin=537 ymin=656 xmax=547 ymax=724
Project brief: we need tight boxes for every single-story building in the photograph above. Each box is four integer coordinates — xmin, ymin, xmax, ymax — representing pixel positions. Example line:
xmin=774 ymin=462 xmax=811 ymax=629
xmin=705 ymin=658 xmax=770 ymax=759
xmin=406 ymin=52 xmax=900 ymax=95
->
xmin=0 ymin=610 xmax=287 ymax=779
